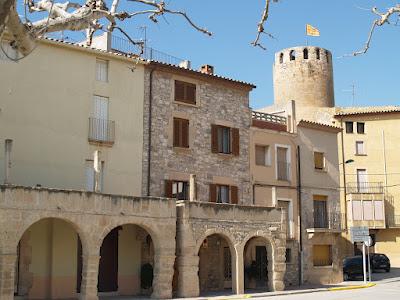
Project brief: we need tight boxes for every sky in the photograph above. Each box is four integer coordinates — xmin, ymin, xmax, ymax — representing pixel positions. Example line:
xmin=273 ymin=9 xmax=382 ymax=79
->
xmin=21 ymin=0 xmax=400 ymax=109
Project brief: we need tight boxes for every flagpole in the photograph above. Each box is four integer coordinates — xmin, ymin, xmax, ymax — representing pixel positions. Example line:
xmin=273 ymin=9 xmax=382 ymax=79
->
xmin=305 ymin=24 xmax=308 ymax=46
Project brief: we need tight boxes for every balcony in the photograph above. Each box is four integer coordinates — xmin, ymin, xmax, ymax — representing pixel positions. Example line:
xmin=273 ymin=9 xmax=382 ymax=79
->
xmin=277 ymin=161 xmax=290 ymax=181
xmin=88 ymin=117 xmax=115 ymax=145
xmin=252 ymin=111 xmax=288 ymax=131
xmin=346 ymin=197 xmax=386 ymax=229
xmin=306 ymin=212 xmax=344 ymax=233
xmin=346 ymin=182 xmax=384 ymax=194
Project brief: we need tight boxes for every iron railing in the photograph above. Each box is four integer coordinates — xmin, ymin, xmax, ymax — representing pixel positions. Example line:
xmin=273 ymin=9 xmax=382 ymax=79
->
xmin=307 ymin=211 xmax=343 ymax=230
xmin=277 ymin=161 xmax=290 ymax=181
xmin=387 ymin=215 xmax=400 ymax=228
xmin=111 ymin=35 xmax=186 ymax=66
xmin=88 ymin=117 xmax=115 ymax=144
xmin=346 ymin=182 xmax=384 ymax=194
xmin=252 ymin=111 xmax=287 ymax=125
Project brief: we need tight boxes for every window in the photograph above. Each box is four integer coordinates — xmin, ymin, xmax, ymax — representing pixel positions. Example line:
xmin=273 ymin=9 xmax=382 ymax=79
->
xmin=173 ymin=118 xmax=189 ymax=148
xmin=209 ymin=184 xmax=238 ymax=204
xmin=313 ymin=195 xmax=328 ymax=228
xmin=285 ymin=248 xmax=292 ymax=263
xmin=313 ymin=245 xmax=332 ymax=266
xmin=303 ymin=48 xmax=308 ymax=59
xmin=90 ymin=95 xmax=114 ymax=143
xmin=277 ymin=146 xmax=290 ymax=181
xmin=279 ymin=53 xmax=284 ymax=63
xmin=211 ymin=125 xmax=239 ymax=156
xmin=85 ymin=160 xmax=104 ymax=192
xmin=325 ymin=50 xmax=329 ymax=63
xmin=316 ymin=48 xmax=320 ymax=60
xmin=356 ymin=141 xmax=365 ymax=155
xmin=357 ymin=122 xmax=365 ymax=134
xmin=314 ymin=152 xmax=325 ymax=170
xmin=356 ymin=169 xmax=367 ymax=192
xmin=96 ymin=59 xmax=108 ymax=82
xmin=174 ymin=80 xmax=196 ymax=105
xmin=289 ymin=50 xmax=296 ymax=61
xmin=255 ymin=145 xmax=270 ymax=166
xmin=164 ymin=180 xmax=189 ymax=200
xmin=345 ymin=122 xmax=353 ymax=133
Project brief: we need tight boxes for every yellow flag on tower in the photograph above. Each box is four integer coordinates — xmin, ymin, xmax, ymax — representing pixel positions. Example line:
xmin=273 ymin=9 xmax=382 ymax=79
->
xmin=306 ymin=24 xmax=320 ymax=37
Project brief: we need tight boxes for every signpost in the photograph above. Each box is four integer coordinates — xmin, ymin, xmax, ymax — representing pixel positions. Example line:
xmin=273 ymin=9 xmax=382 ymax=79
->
xmin=350 ymin=226 xmax=370 ymax=284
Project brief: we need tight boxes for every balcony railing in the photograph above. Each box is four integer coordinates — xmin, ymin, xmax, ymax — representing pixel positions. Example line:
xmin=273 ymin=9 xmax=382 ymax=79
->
xmin=277 ymin=161 xmax=290 ymax=181
xmin=252 ymin=111 xmax=287 ymax=125
xmin=346 ymin=182 xmax=384 ymax=194
xmin=88 ymin=117 xmax=115 ymax=144
xmin=387 ymin=215 xmax=400 ymax=228
xmin=308 ymin=211 xmax=343 ymax=231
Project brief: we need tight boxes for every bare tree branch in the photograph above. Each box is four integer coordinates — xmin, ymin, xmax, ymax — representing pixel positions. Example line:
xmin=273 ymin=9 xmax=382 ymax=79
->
xmin=252 ymin=0 xmax=278 ymax=50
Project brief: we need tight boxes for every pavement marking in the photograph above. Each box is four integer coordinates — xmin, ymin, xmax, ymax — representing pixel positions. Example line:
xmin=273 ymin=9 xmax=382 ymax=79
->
xmin=328 ymin=283 xmax=376 ymax=291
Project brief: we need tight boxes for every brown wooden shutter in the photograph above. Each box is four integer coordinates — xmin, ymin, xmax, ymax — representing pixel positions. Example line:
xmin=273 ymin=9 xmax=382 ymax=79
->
xmin=230 ymin=186 xmax=238 ymax=204
xmin=175 ymin=81 xmax=185 ymax=101
xmin=182 ymin=119 xmax=189 ymax=148
xmin=211 ymin=125 xmax=219 ymax=153
xmin=165 ymin=180 xmax=173 ymax=198
xmin=232 ymin=128 xmax=240 ymax=156
xmin=209 ymin=184 xmax=217 ymax=202
xmin=173 ymin=118 xmax=180 ymax=147
xmin=186 ymin=83 xmax=196 ymax=104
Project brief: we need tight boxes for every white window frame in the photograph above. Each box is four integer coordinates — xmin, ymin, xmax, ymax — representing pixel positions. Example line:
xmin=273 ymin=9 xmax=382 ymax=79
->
xmin=255 ymin=144 xmax=271 ymax=166
xmin=275 ymin=144 xmax=291 ymax=181
xmin=355 ymin=141 xmax=366 ymax=155
xmin=96 ymin=59 xmax=109 ymax=82
xmin=278 ymin=198 xmax=294 ymax=239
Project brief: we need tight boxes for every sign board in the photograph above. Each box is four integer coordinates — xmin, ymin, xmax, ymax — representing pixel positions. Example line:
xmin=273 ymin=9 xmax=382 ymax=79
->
xmin=350 ymin=226 xmax=369 ymax=243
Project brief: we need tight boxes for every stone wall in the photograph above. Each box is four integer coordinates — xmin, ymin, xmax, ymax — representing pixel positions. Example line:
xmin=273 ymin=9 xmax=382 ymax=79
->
xmin=142 ymin=68 xmax=252 ymax=204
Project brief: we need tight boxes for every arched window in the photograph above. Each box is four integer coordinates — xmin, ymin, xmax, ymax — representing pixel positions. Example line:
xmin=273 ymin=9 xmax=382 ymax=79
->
xmin=316 ymin=48 xmax=320 ymax=60
xmin=279 ymin=53 xmax=284 ymax=64
xmin=289 ymin=50 xmax=296 ymax=61
xmin=303 ymin=48 xmax=308 ymax=59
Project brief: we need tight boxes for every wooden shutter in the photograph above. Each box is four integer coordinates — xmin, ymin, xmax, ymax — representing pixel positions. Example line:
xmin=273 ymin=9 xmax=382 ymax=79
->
xmin=165 ymin=180 xmax=173 ymax=198
xmin=232 ymin=128 xmax=240 ymax=156
xmin=175 ymin=81 xmax=185 ymax=102
xmin=173 ymin=118 xmax=180 ymax=147
xmin=182 ymin=119 xmax=189 ymax=148
xmin=209 ymin=184 xmax=217 ymax=202
xmin=230 ymin=186 xmax=238 ymax=204
xmin=211 ymin=125 xmax=219 ymax=153
xmin=185 ymin=83 xmax=196 ymax=104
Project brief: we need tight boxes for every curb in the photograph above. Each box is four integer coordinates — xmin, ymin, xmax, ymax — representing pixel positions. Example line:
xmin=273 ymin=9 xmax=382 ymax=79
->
xmin=328 ymin=282 xmax=376 ymax=291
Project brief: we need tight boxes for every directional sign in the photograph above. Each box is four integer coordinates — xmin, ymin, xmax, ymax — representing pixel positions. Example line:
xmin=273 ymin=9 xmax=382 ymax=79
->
xmin=350 ymin=226 xmax=369 ymax=243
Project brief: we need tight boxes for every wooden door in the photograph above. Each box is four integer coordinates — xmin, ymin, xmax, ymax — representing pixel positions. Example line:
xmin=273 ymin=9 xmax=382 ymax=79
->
xmin=98 ymin=228 xmax=119 ymax=292
xmin=255 ymin=246 xmax=268 ymax=288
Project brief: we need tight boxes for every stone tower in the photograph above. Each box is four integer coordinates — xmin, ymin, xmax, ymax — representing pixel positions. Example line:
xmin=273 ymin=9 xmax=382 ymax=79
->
xmin=273 ymin=46 xmax=334 ymax=108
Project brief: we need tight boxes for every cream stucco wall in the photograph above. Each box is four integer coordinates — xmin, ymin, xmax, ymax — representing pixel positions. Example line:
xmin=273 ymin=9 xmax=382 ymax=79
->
xmin=0 ymin=40 xmax=145 ymax=196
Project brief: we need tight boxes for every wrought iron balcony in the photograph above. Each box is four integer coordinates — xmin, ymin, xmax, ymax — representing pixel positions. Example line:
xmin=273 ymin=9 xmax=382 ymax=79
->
xmin=346 ymin=182 xmax=384 ymax=194
xmin=277 ymin=161 xmax=290 ymax=181
xmin=306 ymin=211 xmax=344 ymax=231
xmin=88 ymin=117 xmax=115 ymax=144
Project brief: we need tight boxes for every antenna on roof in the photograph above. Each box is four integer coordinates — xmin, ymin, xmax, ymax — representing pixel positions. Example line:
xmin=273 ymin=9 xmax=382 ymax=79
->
xmin=342 ymin=82 xmax=357 ymax=106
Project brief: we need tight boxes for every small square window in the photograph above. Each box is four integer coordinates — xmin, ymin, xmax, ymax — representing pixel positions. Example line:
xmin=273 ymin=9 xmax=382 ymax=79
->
xmin=314 ymin=152 xmax=325 ymax=170
xmin=175 ymin=80 xmax=196 ymax=105
xmin=217 ymin=185 xmax=230 ymax=203
xmin=345 ymin=122 xmax=353 ymax=134
xmin=255 ymin=145 xmax=270 ymax=166
xmin=356 ymin=141 xmax=365 ymax=155
xmin=172 ymin=181 xmax=189 ymax=200
xmin=96 ymin=59 xmax=108 ymax=82
xmin=357 ymin=122 xmax=365 ymax=134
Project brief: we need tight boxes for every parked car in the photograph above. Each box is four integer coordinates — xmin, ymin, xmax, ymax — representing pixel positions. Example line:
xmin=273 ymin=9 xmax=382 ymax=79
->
xmin=343 ymin=256 xmax=370 ymax=280
xmin=370 ymin=253 xmax=390 ymax=273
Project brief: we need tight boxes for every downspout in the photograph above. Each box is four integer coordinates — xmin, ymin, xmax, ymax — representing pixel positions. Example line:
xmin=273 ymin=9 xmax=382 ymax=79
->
xmin=340 ymin=117 xmax=348 ymax=230
xmin=297 ymin=145 xmax=303 ymax=285
xmin=146 ymin=68 xmax=155 ymax=196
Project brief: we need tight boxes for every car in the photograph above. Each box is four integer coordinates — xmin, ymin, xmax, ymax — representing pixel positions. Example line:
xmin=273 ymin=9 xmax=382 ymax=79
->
xmin=370 ymin=253 xmax=390 ymax=273
xmin=343 ymin=256 xmax=370 ymax=281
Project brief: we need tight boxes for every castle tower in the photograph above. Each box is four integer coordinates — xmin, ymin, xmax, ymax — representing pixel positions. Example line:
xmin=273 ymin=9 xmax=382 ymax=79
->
xmin=273 ymin=46 xmax=335 ymax=108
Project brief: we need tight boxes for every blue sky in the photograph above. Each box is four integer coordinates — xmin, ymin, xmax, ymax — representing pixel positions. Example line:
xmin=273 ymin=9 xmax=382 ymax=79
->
xmin=22 ymin=0 xmax=400 ymax=109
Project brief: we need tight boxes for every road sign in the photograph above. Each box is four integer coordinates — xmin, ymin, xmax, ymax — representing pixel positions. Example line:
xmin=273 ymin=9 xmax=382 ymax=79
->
xmin=350 ymin=226 xmax=369 ymax=243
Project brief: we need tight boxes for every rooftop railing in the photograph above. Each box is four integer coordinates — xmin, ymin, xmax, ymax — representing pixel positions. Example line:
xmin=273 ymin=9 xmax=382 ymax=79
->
xmin=252 ymin=111 xmax=287 ymax=125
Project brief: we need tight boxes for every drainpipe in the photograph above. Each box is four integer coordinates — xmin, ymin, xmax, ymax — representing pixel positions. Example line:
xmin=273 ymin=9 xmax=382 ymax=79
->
xmin=4 ymin=139 xmax=13 ymax=184
xmin=297 ymin=145 xmax=303 ymax=285
xmin=146 ymin=68 xmax=155 ymax=196
xmin=340 ymin=117 xmax=348 ymax=230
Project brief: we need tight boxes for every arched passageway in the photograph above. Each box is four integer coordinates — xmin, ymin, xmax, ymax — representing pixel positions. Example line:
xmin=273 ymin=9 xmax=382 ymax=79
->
xmin=198 ymin=234 xmax=234 ymax=295
xmin=98 ymin=224 xmax=154 ymax=297
xmin=244 ymin=237 xmax=273 ymax=292
xmin=14 ymin=218 xmax=82 ymax=299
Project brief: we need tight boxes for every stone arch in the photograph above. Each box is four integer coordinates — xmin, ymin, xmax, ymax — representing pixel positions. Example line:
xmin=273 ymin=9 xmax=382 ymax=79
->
xmin=14 ymin=217 xmax=86 ymax=299
xmin=196 ymin=230 xmax=237 ymax=295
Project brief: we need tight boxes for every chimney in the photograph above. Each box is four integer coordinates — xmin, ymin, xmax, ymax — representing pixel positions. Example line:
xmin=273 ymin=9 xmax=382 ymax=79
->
xmin=4 ymin=139 xmax=12 ymax=184
xmin=178 ymin=60 xmax=191 ymax=69
xmin=200 ymin=64 xmax=214 ymax=75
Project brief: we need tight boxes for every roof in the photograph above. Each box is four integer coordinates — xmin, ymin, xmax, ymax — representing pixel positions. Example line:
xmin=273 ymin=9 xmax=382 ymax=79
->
xmin=297 ymin=119 xmax=342 ymax=133
xmin=335 ymin=106 xmax=400 ymax=116
xmin=40 ymin=37 xmax=255 ymax=89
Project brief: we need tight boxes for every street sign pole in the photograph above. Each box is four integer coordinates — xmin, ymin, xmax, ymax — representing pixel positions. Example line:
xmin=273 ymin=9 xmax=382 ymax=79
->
xmin=367 ymin=245 xmax=372 ymax=282
xmin=362 ymin=243 xmax=367 ymax=284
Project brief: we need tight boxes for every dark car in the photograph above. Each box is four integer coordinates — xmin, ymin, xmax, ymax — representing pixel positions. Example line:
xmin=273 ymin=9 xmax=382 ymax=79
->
xmin=343 ymin=256 xmax=370 ymax=280
xmin=370 ymin=253 xmax=390 ymax=273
